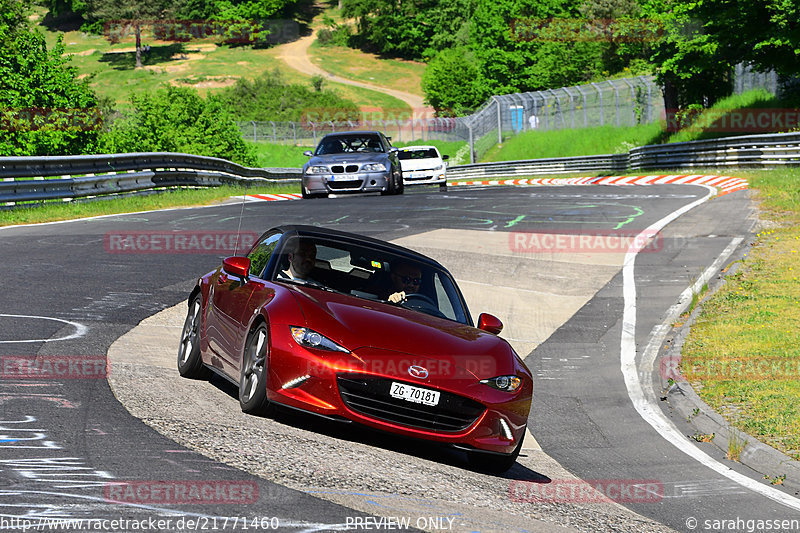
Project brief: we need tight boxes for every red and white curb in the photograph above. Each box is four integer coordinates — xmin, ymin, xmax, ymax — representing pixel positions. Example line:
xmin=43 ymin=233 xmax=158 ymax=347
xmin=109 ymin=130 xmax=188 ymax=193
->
xmin=449 ymin=174 xmax=749 ymax=196
xmin=237 ymin=175 xmax=748 ymax=202
xmin=232 ymin=193 xmax=303 ymax=202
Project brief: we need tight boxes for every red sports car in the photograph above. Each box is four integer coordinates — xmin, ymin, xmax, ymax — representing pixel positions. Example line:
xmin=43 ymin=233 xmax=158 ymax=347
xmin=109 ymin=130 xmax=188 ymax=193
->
xmin=178 ymin=226 xmax=532 ymax=472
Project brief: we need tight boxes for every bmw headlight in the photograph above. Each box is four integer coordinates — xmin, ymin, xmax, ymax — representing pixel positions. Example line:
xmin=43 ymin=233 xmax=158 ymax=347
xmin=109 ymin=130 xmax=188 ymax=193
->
xmin=290 ymin=327 xmax=349 ymax=353
xmin=362 ymin=163 xmax=386 ymax=172
xmin=305 ymin=166 xmax=328 ymax=174
xmin=480 ymin=375 xmax=522 ymax=392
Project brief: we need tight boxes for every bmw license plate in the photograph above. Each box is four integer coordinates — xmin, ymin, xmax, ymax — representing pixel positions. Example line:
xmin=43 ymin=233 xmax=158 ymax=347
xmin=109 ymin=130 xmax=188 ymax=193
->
xmin=389 ymin=382 xmax=440 ymax=406
xmin=330 ymin=174 xmax=358 ymax=181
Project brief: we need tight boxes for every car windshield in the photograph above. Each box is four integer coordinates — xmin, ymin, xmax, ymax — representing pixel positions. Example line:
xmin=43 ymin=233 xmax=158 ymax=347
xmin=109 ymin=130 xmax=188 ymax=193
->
xmin=271 ymin=234 xmax=470 ymax=324
xmin=398 ymin=148 xmax=439 ymax=160
xmin=316 ymin=135 xmax=384 ymax=155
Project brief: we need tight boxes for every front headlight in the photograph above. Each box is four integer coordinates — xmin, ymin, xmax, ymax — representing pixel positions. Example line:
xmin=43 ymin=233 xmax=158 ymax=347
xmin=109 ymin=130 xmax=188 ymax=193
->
xmin=290 ymin=327 xmax=349 ymax=353
xmin=362 ymin=163 xmax=386 ymax=172
xmin=305 ymin=166 xmax=328 ymax=174
xmin=480 ymin=375 xmax=522 ymax=392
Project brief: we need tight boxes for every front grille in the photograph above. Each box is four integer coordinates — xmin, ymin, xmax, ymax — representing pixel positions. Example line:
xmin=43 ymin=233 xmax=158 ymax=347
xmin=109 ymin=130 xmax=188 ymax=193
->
xmin=328 ymin=180 xmax=363 ymax=190
xmin=331 ymin=164 xmax=360 ymax=173
xmin=337 ymin=375 xmax=485 ymax=432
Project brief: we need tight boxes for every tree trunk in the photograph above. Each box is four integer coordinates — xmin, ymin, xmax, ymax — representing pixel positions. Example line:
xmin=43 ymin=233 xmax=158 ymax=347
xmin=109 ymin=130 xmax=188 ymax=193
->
xmin=663 ymin=77 xmax=679 ymax=112
xmin=135 ymin=23 xmax=142 ymax=69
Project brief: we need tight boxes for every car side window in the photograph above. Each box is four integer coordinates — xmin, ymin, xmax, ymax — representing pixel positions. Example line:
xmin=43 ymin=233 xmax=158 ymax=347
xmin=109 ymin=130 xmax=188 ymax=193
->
xmin=248 ymin=233 xmax=282 ymax=279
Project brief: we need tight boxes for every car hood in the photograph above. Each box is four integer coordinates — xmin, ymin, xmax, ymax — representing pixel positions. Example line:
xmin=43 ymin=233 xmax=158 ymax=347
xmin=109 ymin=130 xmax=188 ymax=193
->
xmin=288 ymin=286 xmax=517 ymax=379
xmin=400 ymin=159 xmax=443 ymax=171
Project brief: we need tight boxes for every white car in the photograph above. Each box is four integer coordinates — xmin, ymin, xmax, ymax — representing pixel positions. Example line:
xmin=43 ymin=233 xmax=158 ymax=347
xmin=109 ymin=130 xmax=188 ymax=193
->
xmin=397 ymin=146 xmax=449 ymax=190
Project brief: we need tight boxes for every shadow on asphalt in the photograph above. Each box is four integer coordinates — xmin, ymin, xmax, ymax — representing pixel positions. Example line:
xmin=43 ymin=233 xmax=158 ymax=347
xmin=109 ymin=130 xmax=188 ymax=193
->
xmin=207 ymin=373 xmax=551 ymax=482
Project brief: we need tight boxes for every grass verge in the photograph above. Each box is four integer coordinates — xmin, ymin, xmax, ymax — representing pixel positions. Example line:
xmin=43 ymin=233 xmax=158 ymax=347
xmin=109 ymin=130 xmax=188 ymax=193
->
xmin=0 ymin=183 xmax=299 ymax=227
xmin=482 ymin=122 xmax=664 ymax=162
xmin=681 ymin=167 xmax=800 ymax=460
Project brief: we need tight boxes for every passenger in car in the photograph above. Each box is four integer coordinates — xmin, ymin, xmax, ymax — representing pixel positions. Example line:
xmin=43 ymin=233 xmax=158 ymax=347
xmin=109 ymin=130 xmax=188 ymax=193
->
xmin=279 ymin=238 xmax=318 ymax=282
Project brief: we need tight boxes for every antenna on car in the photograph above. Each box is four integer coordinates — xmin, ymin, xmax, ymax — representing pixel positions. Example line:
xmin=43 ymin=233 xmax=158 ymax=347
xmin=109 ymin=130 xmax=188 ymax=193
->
xmin=233 ymin=180 xmax=248 ymax=256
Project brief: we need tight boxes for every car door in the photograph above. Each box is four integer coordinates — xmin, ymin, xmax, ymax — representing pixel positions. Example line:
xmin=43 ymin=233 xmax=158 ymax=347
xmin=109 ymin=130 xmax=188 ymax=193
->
xmin=207 ymin=232 xmax=282 ymax=373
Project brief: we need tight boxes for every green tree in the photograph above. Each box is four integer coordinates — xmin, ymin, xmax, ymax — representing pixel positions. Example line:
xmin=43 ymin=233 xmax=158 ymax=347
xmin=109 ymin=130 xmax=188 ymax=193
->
xmin=650 ymin=0 xmax=799 ymax=111
xmin=84 ymin=0 xmax=175 ymax=67
xmin=421 ymin=47 xmax=485 ymax=114
xmin=0 ymin=0 xmax=101 ymax=156
xmin=342 ymin=0 xmax=473 ymax=60
xmin=101 ymin=86 xmax=256 ymax=165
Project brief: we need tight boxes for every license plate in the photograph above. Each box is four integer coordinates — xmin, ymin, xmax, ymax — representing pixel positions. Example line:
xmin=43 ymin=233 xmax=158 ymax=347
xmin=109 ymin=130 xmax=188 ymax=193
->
xmin=330 ymin=174 xmax=358 ymax=181
xmin=389 ymin=382 xmax=440 ymax=406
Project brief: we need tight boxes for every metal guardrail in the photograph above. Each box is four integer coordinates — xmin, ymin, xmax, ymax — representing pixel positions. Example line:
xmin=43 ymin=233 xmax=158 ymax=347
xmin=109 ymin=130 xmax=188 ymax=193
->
xmin=1 ymin=132 xmax=798 ymax=204
xmin=0 ymin=152 xmax=301 ymax=204
xmin=447 ymin=132 xmax=800 ymax=180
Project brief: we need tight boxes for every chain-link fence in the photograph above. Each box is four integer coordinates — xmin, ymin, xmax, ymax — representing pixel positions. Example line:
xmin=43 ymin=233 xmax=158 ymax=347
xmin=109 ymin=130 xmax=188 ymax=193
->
xmin=734 ymin=63 xmax=779 ymax=96
xmin=238 ymin=76 xmax=664 ymax=163
xmin=463 ymin=76 xmax=663 ymax=162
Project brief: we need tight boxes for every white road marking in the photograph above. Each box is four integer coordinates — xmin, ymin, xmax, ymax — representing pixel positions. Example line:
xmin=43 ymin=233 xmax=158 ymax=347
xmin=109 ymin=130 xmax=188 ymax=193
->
xmin=620 ymin=185 xmax=800 ymax=511
xmin=0 ymin=314 xmax=87 ymax=344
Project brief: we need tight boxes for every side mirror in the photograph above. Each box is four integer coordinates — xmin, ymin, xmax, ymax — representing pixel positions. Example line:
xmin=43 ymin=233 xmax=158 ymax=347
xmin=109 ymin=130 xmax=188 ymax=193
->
xmin=442 ymin=155 xmax=449 ymax=160
xmin=477 ymin=313 xmax=503 ymax=335
xmin=303 ymin=150 xmax=313 ymax=157
xmin=389 ymin=146 xmax=398 ymax=152
xmin=222 ymin=256 xmax=250 ymax=279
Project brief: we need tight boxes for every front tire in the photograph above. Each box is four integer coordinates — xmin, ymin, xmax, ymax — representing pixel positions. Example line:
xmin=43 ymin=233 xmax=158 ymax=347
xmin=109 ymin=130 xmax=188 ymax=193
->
xmin=239 ymin=323 xmax=275 ymax=415
xmin=395 ymin=173 xmax=404 ymax=195
xmin=467 ymin=431 xmax=524 ymax=474
xmin=381 ymin=173 xmax=396 ymax=196
xmin=177 ymin=294 xmax=210 ymax=379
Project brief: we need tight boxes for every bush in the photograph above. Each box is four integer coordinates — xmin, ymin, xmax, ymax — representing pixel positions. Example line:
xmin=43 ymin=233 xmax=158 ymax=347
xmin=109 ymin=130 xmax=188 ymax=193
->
xmin=219 ymin=69 xmax=360 ymax=122
xmin=0 ymin=30 xmax=100 ymax=156
xmin=100 ymin=86 xmax=255 ymax=166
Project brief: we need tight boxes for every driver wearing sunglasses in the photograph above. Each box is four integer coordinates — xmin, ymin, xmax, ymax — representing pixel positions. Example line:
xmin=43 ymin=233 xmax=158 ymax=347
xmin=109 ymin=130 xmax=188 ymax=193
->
xmin=388 ymin=263 xmax=422 ymax=304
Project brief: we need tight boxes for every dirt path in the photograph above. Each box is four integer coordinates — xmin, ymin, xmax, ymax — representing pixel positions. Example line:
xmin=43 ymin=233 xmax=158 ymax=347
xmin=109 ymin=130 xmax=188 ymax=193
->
xmin=274 ymin=32 xmax=432 ymax=114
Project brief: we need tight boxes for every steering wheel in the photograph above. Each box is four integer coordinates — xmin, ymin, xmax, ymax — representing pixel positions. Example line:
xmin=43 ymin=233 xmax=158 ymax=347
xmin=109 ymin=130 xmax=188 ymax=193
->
xmin=401 ymin=293 xmax=448 ymax=319
xmin=402 ymin=292 xmax=437 ymax=307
